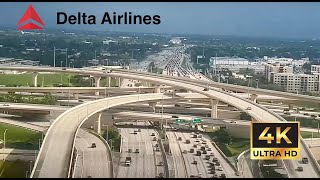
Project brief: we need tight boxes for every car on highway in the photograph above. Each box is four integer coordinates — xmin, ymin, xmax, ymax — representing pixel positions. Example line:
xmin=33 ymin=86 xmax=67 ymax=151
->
xmin=135 ymin=149 xmax=139 ymax=153
xmin=195 ymin=139 xmax=200 ymax=143
xmin=128 ymin=149 xmax=132 ymax=153
xmin=230 ymin=120 xmax=236 ymax=123
xmin=133 ymin=131 xmax=138 ymax=134
xmin=297 ymin=166 xmax=303 ymax=171
xmin=158 ymin=162 xmax=164 ymax=166
xmin=190 ymin=148 xmax=195 ymax=153
xmin=87 ymin=176 xmax=92 ymax=178
xmin=302 ymin=157 xmax=309 ymax=164
xmin=193 ymin=144 xmax=197 ymax=148
xmin=203 ymin=88 xmax=209 ymax=91
xmin=211 ymin=174 xmax=219 ymax=178
xmin=157 ymin=172 xmax=164 ymax=178
xmin=153 ymin=137 xmax=157 ymax=141
xmin=210 ymin=152 xmax=215 ymax=156
xmin=246 ymin=107 xmax=252 ymax=110
xmin=208 ymin=169 xmax=216 ymax=174
xmin=217 ymin=166 xmax=223 ymax=171
xmin=190 ymin=175 xmax=196 ymax=178
xmin=151 ymin=133 xmax=155 ymax=136
xmin=178 ymin=137 xmax=182 ymax=141
xmin=205 ymin=144 xmax=209 ymax=148
xmin=215 ymin=162 xmax=220 ymax=166
xmin=192 ymin=160 xmax=198 ymax=165
xmin=183 ymin=150 xmax=188 ymax=154
xmin=91 ymin=143 xmax=96 ymax=148
xmin=125 ymin=157 xmax=132 ymax=166
xmin=196 ymin=151 xmax=202 ymax=156
xmin=62 ymin=68 xmax=66 ymax=70
xmin=186 ymin=139 xmax=191 ymax=144
xmin=3 ymin=103 xmax=9 ymax=106
xmin=172 ymin=115 xmax=179 ymax=118
xmin=202 ymin=150 xmax=207 ymax=154
xmin=220 ymin=174 xmax=226 ymax=178
xmin=205 ymin=155 xmax=210 ymax=160
xmin=212 ymin=157 xmax=218 ymax=162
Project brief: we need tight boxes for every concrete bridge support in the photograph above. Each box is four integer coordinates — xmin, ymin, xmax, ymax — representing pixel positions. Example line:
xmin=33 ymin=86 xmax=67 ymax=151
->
xmin=94 ymin=76 xmax=101 ymax=96
xmin=108 ymin=77 xmax=111 ymax=87
xmin=210 ymin=99 xmax=219 ymax=118
xmin=32 ymin=72 xmax=39 ymax=87
xmin=155 ymin=86 xmax=161 ymax=93
xmin=148 ymin=102 xmax=157 ymax=113
xmin=289 ymin=104 xmax=294 ymax=110
xmin=118 ymin=77 xmax=122 ymax=87
xmin=250 ymin=94 xmax=258 ymax=103
xmin=97 ymin=112 xmax=102 ymax=134
xmin=73 ymin=93 xmax=79 ymax=100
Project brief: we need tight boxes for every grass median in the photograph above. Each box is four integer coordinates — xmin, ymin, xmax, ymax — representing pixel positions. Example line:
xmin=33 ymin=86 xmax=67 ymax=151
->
xmin=0 ymin=160 xmax=29 ymax=178
xmin=0 ymin=123 xmax=42 ymax=150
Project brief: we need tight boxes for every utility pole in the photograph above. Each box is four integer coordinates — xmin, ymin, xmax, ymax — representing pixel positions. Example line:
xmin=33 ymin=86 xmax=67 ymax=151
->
xmin=53 ymin=46 xmax=56 ymax=67
xmin=65 ymin=48 xmax=68 ymax=68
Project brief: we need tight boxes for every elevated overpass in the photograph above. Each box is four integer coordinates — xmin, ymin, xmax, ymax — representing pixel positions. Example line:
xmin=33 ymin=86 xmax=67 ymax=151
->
xmin=1 ymin=66 xmax=319 ymax=178
xmin=30 ymin=93 xmax=172 ymax=178
xmin=0 ymin=66 xmax=319 ymax=103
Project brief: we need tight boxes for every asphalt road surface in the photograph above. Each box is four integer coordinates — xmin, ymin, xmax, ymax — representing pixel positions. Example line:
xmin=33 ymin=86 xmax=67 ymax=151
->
xmin=116 ymin=128 xmax=164 ymax=178
xmin=73 ymin=129 xmax=112 ymax=178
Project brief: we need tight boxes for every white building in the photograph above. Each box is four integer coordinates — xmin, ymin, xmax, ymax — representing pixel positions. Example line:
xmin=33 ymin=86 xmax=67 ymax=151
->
xmin=273 ymin=73 xmax=319 ymax=93
xmin=311 ymin=65 xmax=320 ymax=74
xmin=265 ymin=63 xmax=294 ymax=82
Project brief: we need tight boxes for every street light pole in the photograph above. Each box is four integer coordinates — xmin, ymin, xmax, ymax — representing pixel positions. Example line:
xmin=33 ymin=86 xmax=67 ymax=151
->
xmin=68 ymin=75 xmax=70 ymax=107
xmin=3 ymin=129 xmax=7 ymax=161
xmin=256 ymin=79 xmax=259 ymax=88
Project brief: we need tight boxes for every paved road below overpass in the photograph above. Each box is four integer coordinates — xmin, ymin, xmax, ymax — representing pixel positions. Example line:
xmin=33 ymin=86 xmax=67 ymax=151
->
xmin=116 ymin=128 xmax=164 ymax=178
xmin=73 ymin=129 xmax=112 ymax=178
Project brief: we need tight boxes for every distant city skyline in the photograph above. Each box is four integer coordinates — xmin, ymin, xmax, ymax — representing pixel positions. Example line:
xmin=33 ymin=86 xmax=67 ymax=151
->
xmin=1 ymin=2 xmax=320 ymax=39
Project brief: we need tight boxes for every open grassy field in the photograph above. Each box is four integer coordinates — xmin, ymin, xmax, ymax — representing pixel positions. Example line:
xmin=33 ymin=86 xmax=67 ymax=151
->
xmin=216 ymin=138 xmax=250 ymax=157
xmin=0 ymin=123 xmax=42 ymax=150
xmin=301 ymin=131 xmax=320 ymax=139
xmin=0 ymin=160 xmax=29 ymax=178
xmin=0 ymin=73 xmax=70 ymax=87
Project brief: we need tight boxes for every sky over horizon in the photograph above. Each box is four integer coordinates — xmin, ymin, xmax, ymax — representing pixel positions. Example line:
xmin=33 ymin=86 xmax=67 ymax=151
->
xmin=1 ymin=2 xmax=320 ymax=39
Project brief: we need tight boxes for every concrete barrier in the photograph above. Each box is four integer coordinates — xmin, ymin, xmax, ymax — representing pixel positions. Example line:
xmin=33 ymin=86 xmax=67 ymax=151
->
xmin=210 ymin=140 xmax=237 ymax=173
xmin=158 ymin=138 xmax=169 ymax=178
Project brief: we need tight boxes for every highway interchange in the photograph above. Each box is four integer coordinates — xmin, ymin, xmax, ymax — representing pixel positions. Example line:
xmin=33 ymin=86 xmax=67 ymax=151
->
xmin=1 ymin=47 xmax=320 ymax=178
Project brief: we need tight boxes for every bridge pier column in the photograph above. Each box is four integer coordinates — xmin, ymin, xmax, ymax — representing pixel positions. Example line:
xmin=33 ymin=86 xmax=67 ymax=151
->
xmin=32 ymin=72 xmax=39 ymax=87
xmin=108 ymin=76 xmax=111 ymax=87
xmin=118 ymin=77 xmax=122 ymax=87
xmin=97 ymin=112 xmax=102 ymax=134
xmin=210 ymin=99 xmax=219 ymax=118
xmin=250 ymin=94 xmax=258 ymax=103
xmin=73 ymin=93 xmax=79 ymax=100
xmin=154 ymin=85 xmax=161 ymax=93
xmin=148 ymin=102 xmax=157 ymax=113
xmin=94 ymin=76 xmax=101 ymax=96
xmin=289 ymin=104 xmax=294 ymax=110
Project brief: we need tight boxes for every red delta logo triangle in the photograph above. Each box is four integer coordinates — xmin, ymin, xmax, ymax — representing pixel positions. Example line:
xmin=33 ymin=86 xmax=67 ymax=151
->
xmin=17 ymin=4 xmax=45 ymax=30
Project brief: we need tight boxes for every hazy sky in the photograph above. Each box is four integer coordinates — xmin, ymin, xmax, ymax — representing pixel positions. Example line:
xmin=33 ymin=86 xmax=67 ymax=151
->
xmin=1 ymin=2 xmax=320 ymax=39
